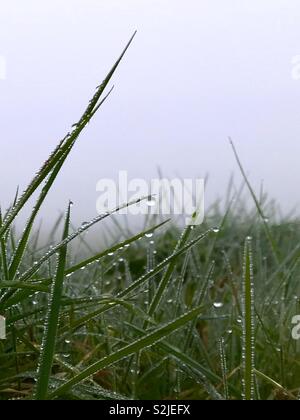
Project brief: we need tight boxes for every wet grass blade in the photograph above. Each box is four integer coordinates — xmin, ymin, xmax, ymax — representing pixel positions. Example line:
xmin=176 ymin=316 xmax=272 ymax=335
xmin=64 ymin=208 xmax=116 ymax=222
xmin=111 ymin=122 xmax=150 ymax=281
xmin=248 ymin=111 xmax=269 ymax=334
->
xmin=0 ymin=210 xmax=9 ymax=281
xmin=125 ymin=322 xmax=225 ymax=391
xmin=242 ymin=236 xmax=255 ymax=400
xmin=219 ymin=337 xmax=229 ymax=400
xmin=0 ymin=33 xmax=136 ymax=240
xmin=254 ymin=369 xmax=297 ymax=400
xmin=184 ymin=261 xmax=215 ymax=350
xmin=48 ymin=304 xmax=204 ymax=399
xmin=65 ymin=219 xmax=169 ymax=275
xmin=8 ymin=148 xmax=72 ymax=281
xmin=0 ymin=282 xmax=49 ymax=292
xmin=146 ymin=225 xmax=194 ymax=322
xmin=34 ymin=202 xmax=71 ymax=400
xmin=230 ymin=139 xmax=280 ymax=263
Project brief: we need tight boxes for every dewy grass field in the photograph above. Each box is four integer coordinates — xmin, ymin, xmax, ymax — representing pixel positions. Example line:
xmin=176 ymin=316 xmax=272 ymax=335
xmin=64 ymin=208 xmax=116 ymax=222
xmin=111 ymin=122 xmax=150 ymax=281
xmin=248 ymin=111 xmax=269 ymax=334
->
xmin=0 ymin=35 xmax=300 ymax=401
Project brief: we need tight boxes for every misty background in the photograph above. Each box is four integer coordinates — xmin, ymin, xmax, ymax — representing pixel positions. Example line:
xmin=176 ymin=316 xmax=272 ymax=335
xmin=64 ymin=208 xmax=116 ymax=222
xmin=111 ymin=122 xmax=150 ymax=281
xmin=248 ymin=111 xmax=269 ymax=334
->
xmin=0 ymin=0 xmax=300 ymax=232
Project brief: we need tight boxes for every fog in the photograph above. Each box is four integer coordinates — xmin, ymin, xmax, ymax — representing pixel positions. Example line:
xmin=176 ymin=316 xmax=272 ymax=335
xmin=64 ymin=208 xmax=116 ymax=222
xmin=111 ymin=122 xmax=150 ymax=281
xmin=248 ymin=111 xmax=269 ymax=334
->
xmin=1 ymin=0 xmax=300 ymax=229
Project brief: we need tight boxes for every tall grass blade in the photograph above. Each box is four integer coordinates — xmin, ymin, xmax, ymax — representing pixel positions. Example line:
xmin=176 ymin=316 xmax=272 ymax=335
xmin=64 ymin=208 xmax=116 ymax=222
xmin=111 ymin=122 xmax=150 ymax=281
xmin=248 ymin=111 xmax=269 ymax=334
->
xmin=230 ymin=139 xmax=280 ymax=263
xmin=219 ymin=337 xmax=229 ymax=400
xmin=34 ymin=202 xmax=71 ymax=400
xmin=146 ymin=225 xmax=193 ymax=322
xmin=242 ymin=236 xmax=255 ymax=400
xmin=0 ymin=33 xmax=136 ymax=240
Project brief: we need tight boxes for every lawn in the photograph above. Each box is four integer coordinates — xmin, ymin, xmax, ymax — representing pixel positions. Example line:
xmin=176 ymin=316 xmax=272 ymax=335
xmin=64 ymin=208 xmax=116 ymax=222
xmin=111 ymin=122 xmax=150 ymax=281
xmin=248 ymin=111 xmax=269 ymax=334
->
xmin=0 ymin=35 xmax=299 ymax=400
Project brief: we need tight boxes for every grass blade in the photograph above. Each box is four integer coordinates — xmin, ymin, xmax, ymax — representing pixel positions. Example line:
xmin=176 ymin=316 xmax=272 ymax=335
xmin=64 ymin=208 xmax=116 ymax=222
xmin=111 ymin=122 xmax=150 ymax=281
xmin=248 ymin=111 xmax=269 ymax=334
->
xmin=65 ymin=219 xmax=169 ymax=276
xmin=146 ymin=225 xmax=194 ymax=322
xmin=230 ymin=139 xmax=280 ymax=263
xmin=219 ymin=337 xmax=229 ymax=400
xmin=48 ymin=304 xmax=203 ymax=399
xmin=242 ymin=236 xmax=255 ymax=400
xmin=0 ymin=33 xmax=136 ymax=240
xmin=34 ymin=202 xmax=71 ymax=400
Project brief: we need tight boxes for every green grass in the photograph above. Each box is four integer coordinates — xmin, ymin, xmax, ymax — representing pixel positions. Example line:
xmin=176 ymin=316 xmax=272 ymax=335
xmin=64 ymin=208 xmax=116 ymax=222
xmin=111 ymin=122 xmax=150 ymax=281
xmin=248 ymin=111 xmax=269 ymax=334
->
xmin=0 ymin=36 xmax=300 ymax=400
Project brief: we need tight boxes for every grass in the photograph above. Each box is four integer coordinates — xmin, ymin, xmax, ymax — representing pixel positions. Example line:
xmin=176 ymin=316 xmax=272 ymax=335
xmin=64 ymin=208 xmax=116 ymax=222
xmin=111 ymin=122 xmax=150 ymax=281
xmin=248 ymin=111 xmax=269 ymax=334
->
xmin=0 ymin=35 xmax=300 ymax=400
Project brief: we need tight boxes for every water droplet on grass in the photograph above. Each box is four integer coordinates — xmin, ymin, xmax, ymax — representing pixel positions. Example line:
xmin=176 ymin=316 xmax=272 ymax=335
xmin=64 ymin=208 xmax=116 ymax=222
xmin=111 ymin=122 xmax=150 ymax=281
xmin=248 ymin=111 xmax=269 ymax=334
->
xmin=145 ymin=233 xmax=153 ymax=238
xmin=146 ymin=196 xmax=156 ymax=207
xmin=213 ymin=302 xmax=223 ymax=309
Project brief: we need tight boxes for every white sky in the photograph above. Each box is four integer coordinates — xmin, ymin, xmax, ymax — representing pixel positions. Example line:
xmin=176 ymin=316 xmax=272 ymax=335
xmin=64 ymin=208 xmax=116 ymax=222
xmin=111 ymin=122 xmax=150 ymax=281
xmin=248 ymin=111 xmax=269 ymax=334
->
xmin=0 ymin=0 xmax=300 ymax=225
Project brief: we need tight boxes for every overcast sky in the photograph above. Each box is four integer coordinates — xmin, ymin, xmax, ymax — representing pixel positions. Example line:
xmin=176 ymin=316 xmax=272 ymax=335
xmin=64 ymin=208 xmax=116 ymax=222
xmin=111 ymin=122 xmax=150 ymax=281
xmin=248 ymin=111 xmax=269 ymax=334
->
xmin=0 ymin=0 xmax=300 ymax=227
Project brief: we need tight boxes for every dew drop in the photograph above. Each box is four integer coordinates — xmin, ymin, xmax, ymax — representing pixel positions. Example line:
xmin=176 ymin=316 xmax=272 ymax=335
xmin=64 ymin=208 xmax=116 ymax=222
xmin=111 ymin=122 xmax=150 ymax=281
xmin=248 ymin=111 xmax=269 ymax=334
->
xmin=145 ymin=233 xmax=153 ymax=238
xmin=146 ymin=196 xmax=156 ymax=207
